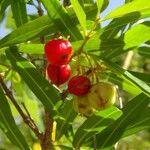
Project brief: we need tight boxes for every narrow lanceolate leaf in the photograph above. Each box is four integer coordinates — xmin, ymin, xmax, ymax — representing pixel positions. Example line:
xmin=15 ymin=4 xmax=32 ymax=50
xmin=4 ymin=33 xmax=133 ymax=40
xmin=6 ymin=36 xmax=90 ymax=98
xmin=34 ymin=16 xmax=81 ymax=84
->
xmin=0 ymin=16 xmax=56 ymax=49
xmin=129 ymin=71 xmax=150 ymax=83
xmin=73 ymin=106 xmax=122 ymax=148
xmin=56 ymin=100 xmax=77 ymax=140
xmin=11 ymin=0 xmax=28 ymax=27
xmin=1 ymin=38 xmax=101 ymax=54
xmin=96 ymin=0 xmax=104 ymax=14
xmin=137 ymin=46 xmax=150 ymax=58
xmin=103 ymin=0 xmax=150 ymax=21
xmin=41 ymin=0 xmax=83 ymax=41
xmin=6 ymin=48 xmax=61 ymax=116
xmin=95 ymin=93 xmax=150 ymax=149
xmin=0 ymin=4 xmax=96 ymax=49
xmin=0 ymin=0 xmax=10 ymax=22
xmin=102 ymin=58 xmax=150 ymax=97
xmin=70 ymin=0 xmax=86 ymax=34
xmin=0 ymin=85 xmax=30 ymax=150
xmin=101 ymin=22 xmax=150 ymax=59
xmin=101 ymin=72 xmax=141 ymax=95
xmin=122 ymin=107 xmax=150 ymax=138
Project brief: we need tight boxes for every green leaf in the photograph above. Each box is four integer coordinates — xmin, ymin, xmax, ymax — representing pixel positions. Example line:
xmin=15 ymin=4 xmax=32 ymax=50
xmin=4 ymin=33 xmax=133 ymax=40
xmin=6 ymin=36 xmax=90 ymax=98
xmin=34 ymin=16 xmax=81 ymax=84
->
xmin=0 ymin=16 xmax=57 ymax=49
xmin=41 ymin=0 xmax=83 ymax=41
xmin=101 ymin=22 xmax=150 ymax=59
xmin=95 ymin=93 xmax=150 ymax=149
xmin=18 ymin=44 xmax=44 ymax=54
xmin=0 ymin=4 xmax=97 ymax=50
xmin=122 ymin=107 xmax=150 ymax=137
xmin=56 ymin=100 xmax=77 ymax=140
xmin=54 ymin=145 xmax=73 ymax=150
xmin=129 ymin=71 xmax=150 ymax=83
xmin=137 ymin=46 xmax=150 ymax=58
xmin=102 ymin=57 xmax=150 ymax=97
xmin=100 ymin=13 xmax=141 ymax=40
xmin=0 ymin=85 xmax=30 ymax=150
xmin=70 ymin=0 xmax=86 ymax=34
xmin=124 ymin=22 xmax=150 ymax=49
xmin=6 ymin=47 xmax=61 ymax=116
xmin=1 ymin=37 xmax=101 ymax=54
xmin=96 ymin=0 xmax=104 ymax=14
xmin=73 ymin=106 xmax=122 ymax=148
xmin=103 ymin=0 xmax=150 ymax=21
xmin=10 ymin=0 xmax=28 ymax=27
xmin=101 ymin=72 xmax=141 ymax=95
xmin=66 ymin=4 xmax=96 ymax=21
xmin=0 ymin=0 xmax=10 ymax=22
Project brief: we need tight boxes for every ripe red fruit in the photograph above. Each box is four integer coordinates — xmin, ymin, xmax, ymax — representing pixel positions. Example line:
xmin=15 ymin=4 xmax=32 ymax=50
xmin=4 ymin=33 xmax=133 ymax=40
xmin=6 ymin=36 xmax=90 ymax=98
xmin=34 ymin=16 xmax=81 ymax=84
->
xmin=47 ymin=64 xmax=71 ymax=86
xmin=44 ymin=39 xmax=72 ymax=65
xmin=68 ymin=76 xmax=91 ymax=96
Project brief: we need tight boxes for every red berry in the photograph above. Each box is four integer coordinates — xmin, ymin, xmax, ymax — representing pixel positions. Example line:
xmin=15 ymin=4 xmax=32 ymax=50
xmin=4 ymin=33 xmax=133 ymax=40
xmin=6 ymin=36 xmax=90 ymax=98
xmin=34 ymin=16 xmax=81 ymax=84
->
xmin=47 ymin=64 xmax=71 ymax=86
xmin=44 ymin=39 xmax=72 ymax=65
xmin=68 ymin=76 xmax=91 ymax=96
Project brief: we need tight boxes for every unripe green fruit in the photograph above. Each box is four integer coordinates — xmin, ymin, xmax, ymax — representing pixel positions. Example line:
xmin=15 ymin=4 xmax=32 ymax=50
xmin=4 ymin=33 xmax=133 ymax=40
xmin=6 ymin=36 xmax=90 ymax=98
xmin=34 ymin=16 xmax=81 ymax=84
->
xmin=73 ymin=95 xmax=94 ymax=117
xmin=87 ymin=82 xmax=116 ymax=110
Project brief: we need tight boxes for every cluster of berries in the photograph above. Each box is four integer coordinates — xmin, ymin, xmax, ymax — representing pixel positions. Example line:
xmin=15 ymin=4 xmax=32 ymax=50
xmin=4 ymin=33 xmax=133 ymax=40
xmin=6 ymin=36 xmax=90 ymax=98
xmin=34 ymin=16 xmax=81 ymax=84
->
xmin=44 ymin=39 xmax=116 ymax=117
xmin=44 ymin=38 xmax=90 ymax=96
xmin=44 ymin=39 xmax=72 ymax=86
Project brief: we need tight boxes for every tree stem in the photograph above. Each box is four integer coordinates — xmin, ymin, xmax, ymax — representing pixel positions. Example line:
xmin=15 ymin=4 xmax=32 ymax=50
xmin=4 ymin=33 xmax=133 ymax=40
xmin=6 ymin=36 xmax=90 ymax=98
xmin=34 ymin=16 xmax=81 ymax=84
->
xmin=41 ymin=109 xmax=53 ymax=150
xmin=0 ymin=74 xmax=43 ymax=140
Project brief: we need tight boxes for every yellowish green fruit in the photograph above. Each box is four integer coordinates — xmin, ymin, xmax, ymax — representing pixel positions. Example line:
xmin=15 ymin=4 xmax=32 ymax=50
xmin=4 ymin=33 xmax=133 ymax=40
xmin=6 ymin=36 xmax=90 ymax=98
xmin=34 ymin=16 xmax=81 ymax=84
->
xmin=87 ymin=82 xmax=117 ymax=110
xmin=73 ymin=95 xmax=94 ymax=117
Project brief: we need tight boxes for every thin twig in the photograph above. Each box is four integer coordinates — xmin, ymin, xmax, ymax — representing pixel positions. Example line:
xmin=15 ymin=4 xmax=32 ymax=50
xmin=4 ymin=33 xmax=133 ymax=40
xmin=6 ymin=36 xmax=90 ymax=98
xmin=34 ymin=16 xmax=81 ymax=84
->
xmin=0 ymin=74 xmax=43 ymax=140
xmin=63 ymin=0 xmax=68 ymax=7
xmin=71 ymin=18 xmax=100 ymax=59
xmin=37 ymin=0 xmax=45 ymax=44
xmin=21 ymin=102 xmax=32 ymax=119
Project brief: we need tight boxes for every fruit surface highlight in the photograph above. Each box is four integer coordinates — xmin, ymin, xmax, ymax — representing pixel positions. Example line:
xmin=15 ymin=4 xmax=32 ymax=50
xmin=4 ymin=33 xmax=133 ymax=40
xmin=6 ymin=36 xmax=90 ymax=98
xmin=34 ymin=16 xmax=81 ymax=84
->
xmin=87 ymin=82 xmax=116 ymax=110
xmin=47 ymin=64 xmax=71 ymax=85
xmin=44 ymin=39 xmax=72 ymax=65
xmin=68 ymin=76 xmax=91 ymax=96
xmin=73 ymin=95 xmax=94 ymax=117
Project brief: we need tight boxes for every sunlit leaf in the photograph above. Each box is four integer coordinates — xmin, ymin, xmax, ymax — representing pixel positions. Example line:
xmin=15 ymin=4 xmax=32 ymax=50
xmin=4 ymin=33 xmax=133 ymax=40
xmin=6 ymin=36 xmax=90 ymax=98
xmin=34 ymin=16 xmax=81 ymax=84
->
xmin=103 ymin=0 xmax=150 ymax=21
xmin=96 ymin=0 xmax=104 ymax=14
xmin=71 ymin=0 xmax=86 ymax=34
xmin=102 ymin=57 xmax=150 ymax=97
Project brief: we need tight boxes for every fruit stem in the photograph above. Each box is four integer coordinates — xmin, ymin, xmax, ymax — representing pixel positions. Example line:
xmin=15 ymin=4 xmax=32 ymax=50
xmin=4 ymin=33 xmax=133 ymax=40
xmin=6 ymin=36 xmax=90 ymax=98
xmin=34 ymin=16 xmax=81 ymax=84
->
xmin=71 ymin=18 xmax=100 ymax=59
